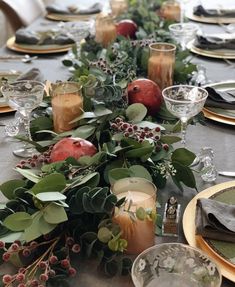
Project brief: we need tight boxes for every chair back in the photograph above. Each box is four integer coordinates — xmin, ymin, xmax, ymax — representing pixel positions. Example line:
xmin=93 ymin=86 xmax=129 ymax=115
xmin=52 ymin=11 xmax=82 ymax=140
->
xmin=0 ymin=0 xmax=46 ymax=31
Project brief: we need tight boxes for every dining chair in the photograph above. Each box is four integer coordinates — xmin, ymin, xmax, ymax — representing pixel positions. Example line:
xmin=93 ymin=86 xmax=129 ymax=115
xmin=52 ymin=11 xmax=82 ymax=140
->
xmin=0 ymin=0 xmax=46 ymax=31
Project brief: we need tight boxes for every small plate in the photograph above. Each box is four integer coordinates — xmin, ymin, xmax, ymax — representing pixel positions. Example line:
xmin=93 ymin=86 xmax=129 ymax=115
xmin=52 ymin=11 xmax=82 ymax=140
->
xmin=189 ymin=40 xmax=235 ymax=59
xmin=186 ymin=10 xmax=235 ymax=24
xmin=183 ymin=181 xmax=235 ymax=282
xmin=6 ymin=37 xmax=74 ymax=54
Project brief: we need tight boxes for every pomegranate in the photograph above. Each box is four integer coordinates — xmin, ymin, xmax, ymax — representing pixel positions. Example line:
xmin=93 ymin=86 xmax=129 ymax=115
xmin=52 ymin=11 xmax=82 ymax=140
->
xmin=50 ymin=137 xmax=97 ymax=163
xmin=127 ymin=78 xmax=163 ymax=116
xmin=116 ymin=19 xmax=138 ymax=39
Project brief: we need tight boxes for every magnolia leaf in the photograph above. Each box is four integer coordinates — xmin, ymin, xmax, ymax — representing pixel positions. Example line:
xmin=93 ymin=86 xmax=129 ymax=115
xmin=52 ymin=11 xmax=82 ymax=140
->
xmin=70 ymin=112 xmax=96 ymax=123
xmin=70 ymin=172 xmax=100 ymax=189
xmin=14 ymin=168 xmax=41 ymax=183
xmin=108 ymin=168 xmax=132 ymax=185
xmin=129 ymin=165 xmax=152 ymax=181
xmin=72 ymin=125 xmax=96 ymax=139
xmin=172 ymin=148 xmax=196 ymax=166
xmin=97 ymin=227 xmax=112 ymax=243
xmin=161 ymin=136 xmax=181 ymax=144
xmin=172 ymin=161 xmax=196 ymax=189
xmin=35 ymin=192 xmax=66 ymax=202
xmin=3 ymin=212 xmax=32 ymax=231
xmin=126 ymin=103 xmax=147 ymax=123
xmin=125 ymin=146 xmax=153 ymax=158
xmin=43 ymin=203 xmax=68 ymax=224
xmin=151 ymin=147 xmax=173 ymax=162
xmin=0 ymin=180 xmax=25 ymax=200
xmin=94 ymin=105 xmax=112 ymax=117
xmin=31 ymin=173 xmax=66 ymax=195
xmin=0 ymin=232 xmax=22 ymax=243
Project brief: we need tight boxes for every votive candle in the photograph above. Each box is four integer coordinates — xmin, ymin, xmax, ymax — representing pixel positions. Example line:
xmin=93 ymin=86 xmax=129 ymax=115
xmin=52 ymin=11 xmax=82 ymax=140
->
xmin=95 ymin=14 xmax=117 ymax=48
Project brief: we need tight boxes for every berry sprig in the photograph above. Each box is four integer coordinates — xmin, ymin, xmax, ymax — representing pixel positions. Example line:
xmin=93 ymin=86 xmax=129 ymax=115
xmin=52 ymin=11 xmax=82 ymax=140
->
xmin=111 ymin=117 xmax=169 ymax=152
xmin=0 ymin=235 xmax=80 ymax=287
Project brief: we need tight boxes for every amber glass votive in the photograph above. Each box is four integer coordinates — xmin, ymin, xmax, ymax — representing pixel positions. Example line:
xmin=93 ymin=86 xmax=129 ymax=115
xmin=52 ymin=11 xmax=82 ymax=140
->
xmin=148 ymin=42 xmax=176 ymax=90
xmin=95 ymin=14 xmax=117 ymax=48
xmin=110 ymin=0 xmax=128 ymax=17
xmin=51 ymin=82 xmax=83 ymax=133
xmin=160 ymin=0 xmax=181 ymax=22
xmin=111 ymin=177 xmax=157 ymax=255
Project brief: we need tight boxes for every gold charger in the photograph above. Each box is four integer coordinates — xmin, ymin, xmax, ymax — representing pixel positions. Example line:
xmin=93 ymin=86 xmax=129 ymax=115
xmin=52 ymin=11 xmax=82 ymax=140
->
xmin=6 ymin=37 xmax=73 ymax=54
xmin=46 ymin=12 xmax=99 ymax=22
xmin=183 ymin=181 xmax=235 ymax=282
xmin=0 ymin=106 xmax=15 ymax=113
xmin=186 ymin=10 xmax=235 ymax=24
xmin=189 ymin=40 xmax=235 ymax=60
xmin=203 ymin=108 xmax=235 ymax=126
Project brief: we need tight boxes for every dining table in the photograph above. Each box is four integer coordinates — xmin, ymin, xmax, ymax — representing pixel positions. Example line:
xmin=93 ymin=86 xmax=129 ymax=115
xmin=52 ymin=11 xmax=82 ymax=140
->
xmin=0 ymin=1 xmax=235 ymax=286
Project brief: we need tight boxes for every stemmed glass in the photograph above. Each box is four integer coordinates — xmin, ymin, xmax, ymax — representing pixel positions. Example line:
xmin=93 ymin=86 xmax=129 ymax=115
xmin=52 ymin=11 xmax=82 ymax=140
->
xmin=1 ymin=80 xmax=45 ymax=157
xmin=162 ymin=85 xmax=208 ymax=147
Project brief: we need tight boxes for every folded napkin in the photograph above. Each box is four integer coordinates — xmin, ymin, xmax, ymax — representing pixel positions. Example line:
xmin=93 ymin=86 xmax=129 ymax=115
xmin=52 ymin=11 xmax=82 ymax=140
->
xmin=46 ymin=3 xmax=102 ymax=15
xmin=193 ymin=5 xmax=235 ymax=17
xmin=195 ymin=33 xmax=235 ymax=50
xmin=16 ymin=68 xmax=44 ymax=82
xmin=195 ymin=198 xmax=235 ymax=243
xmin=205 ymin=87 xmax=235 ymax=110
xmin=15 ymin=29 xmax=75 ymax=46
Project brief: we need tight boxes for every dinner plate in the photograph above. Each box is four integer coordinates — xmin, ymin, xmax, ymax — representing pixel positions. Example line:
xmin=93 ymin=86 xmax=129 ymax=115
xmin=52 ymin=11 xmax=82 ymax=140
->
xmin=0 ymin=106 xmax=15 ymax=113
xmin=189 ymin=40 xmax=235 ymax=59
xmin=6 ymin=37 xmax=74 ymax=54
xmin=46 ymin=12 xmax=98 ymax=22
xmin=183 ymin=181 xmax=235 ymax=282
xmin=202 ymin=81 xmax=235 ymax=125
xmin=185 ymin=10 xmax=235 ymax=24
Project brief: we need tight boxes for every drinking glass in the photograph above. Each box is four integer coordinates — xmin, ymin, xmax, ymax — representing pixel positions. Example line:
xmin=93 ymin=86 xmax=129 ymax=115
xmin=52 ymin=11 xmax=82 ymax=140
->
xmin=169 ymin=23 xmax=198 ymax=50
xmin=1 ymin=80 xmax=45 ymax=157
xmin=162 ymin=85 xmax=208 ymax=146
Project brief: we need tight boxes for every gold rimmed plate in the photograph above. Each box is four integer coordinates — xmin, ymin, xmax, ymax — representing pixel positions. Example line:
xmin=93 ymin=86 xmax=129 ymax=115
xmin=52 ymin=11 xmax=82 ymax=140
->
xmin=185 ymin=10 xmax=235 ymax=24
xmin=183 ymin=181 xmax=235 ymax=282
xmin=189 ymin=40 xmax=235 ymax=59
xmin=6 ymin=37 xmax=74 ymax=55
xmin=46 ymin=12 xmax=99 ymax=22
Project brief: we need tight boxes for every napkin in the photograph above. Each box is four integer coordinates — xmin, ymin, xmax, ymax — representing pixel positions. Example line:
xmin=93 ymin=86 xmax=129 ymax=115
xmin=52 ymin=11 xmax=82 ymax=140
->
xmin=15 ymin=29 xmax=75 ymax=46
xmin=194 ymin=33 xmax=235 ymax=50
xmin=46 ymin=3 xmax=102 ymax=15
xmin=205 ymin=87 xmax=235 ymax=110
xmin=195 ymin=198 xmax=235 ymax=243
xmin=193 ymin=5 xmax=235 ymax=17
xmin=16 ymin=68 xmax=44 ymax=82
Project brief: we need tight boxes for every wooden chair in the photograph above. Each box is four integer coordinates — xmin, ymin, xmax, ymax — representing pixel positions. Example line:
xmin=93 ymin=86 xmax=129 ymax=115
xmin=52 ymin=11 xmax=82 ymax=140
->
xmin=0 ymin=0 xmax=46 ymax=31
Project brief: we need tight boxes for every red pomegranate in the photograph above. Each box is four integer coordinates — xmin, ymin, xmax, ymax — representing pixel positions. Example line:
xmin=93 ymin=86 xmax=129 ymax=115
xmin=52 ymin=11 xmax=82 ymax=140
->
xmin=116 ymin=19 xmax=138 ymax=39
xmin=127 ymin=79 xmax=163 ymax=116
xmin=50 ymin=137 xmax=97 ymax=162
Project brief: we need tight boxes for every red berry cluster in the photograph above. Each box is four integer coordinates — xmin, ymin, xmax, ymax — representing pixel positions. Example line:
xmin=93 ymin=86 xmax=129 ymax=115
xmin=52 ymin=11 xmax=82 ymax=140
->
xmin=0 ymin=236 xmax=80 ymax=287
xmin=15 ymin=146 xmax=53 ymax=169
xmin=111 ymin=117 xmax=169 ymax=151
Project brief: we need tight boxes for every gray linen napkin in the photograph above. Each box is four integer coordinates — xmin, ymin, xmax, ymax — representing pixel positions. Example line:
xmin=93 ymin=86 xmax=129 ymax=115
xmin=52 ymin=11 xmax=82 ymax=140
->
xmin=46 ymin=3 xmax=102 ymax=15
xmin=195 ymin=34 xmax=235 ymax=50
xmin=16 ymin=68 xmax=44 ymax=82
xmin=15 ymin=29 xmax=75 ymax=46
xmin=195 ymin=198 xmax=235 ymax=243
xmin=193 ymin=5 xmax=235 ymax=17
xmin=205 ymin=87 xmax=235 ymax=110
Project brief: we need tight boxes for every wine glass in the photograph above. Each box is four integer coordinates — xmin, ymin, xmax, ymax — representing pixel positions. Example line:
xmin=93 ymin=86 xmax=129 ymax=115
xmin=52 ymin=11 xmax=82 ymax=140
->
xmin=162 ymin=85 xmax=208 ymax=147
xmin=1 ymin=80 xmax=45 ymax=157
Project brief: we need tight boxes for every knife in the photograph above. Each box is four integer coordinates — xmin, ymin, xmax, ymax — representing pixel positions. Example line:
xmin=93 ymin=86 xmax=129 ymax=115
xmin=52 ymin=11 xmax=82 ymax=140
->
xmin=218 ymin=171 xmax=235 ymax=177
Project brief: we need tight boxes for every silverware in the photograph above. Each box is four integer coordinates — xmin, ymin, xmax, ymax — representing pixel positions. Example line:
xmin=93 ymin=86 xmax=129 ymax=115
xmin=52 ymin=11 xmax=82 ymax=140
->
xmin=21 ymin=55 xmax=38 ymax=63
xmin=218 ymin=171 xmax=235 ymax=177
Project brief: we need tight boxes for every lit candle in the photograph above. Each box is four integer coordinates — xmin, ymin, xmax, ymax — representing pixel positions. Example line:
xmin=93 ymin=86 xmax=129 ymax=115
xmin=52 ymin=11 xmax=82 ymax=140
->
xmin=148 ymin=43 xmax=176 ymax=90
xmin=112 ymin=178 xmax=157 ymax=255
xmin=51 ymin=82 xmax=83 ymax=133
xmin=95 ymin=14 xmax=117 ymax=48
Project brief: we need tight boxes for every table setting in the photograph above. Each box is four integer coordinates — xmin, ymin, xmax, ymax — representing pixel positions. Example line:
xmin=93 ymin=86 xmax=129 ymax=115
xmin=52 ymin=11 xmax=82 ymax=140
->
xmin=0 ymin=0 xmax=234 ymax=287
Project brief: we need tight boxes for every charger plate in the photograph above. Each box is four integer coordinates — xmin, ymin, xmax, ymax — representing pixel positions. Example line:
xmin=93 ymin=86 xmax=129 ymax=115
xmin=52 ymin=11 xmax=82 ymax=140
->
xmin=203 ymin=81 xmax=235 ymax=125
xmin=6 ymin=37 xmax=73 ymax=54
xmin=183 ymin=181 xmax=235 ymax=282
xmin=185 ymin=10 xmax=235 ymax=24
xmin=46 ymin=12 xmax=98 ymax=22
xmin=189 ymin=40 xmax=235 ymax=59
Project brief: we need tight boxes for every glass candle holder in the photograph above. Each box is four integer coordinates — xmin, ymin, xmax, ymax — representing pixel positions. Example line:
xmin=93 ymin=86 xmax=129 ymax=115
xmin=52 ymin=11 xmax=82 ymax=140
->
xmin=148 ymin=42 xmax=176 ymax=90
xmin=95 ymin=14 xmax=117 ymax=48
xmin=51 ymin=82 xmax=83 ymax=133
xmin=160 ymin=0 xmax=181 ymax=22
xmin=110 ymin=0 xmax=128 ymax=17
xmin=111 ymin=177 xmax=157 ymax=255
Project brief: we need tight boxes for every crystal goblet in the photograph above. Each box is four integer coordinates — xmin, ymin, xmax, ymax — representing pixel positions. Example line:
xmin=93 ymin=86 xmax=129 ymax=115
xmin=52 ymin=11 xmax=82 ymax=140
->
xmin=162 ymin=85 xmax=208 ymax=147
xmin=169 ymin=23 xmax=198 ymax=50
xmin=1 ymin=80 xmax=45 ymax=157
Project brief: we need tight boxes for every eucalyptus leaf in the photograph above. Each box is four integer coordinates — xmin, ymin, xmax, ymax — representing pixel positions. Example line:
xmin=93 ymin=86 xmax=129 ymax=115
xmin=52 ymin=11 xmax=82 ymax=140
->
xmin=39 ymin=216 xmax=57 ymax=235
xmin=97 ymin=227 xmax=112 ymax=243
xmin=129 ymin=165 xmax=152 ymax=181
xmin=70 ymin=172 xmax=100 ymax=189
xmin=125 ymin=146 xmax=153 ymax=158
xmin=0 ymin=232 xmax=23 ymax=243
xmin=161 ymin=136 xmax=181 ymax=144
xmin=108 ymin=168 xmax=132 ymax=185
xmin=14 ymin=168 xmax=41 ymax=183
xmin=126 ymin=103 xmax=147 ymax=123
xmin=35 ymin=192 xmax=66 ymax=202
xmin=23 ymin=211 xmax=42 ymax=242
xmin=72 ymin=125 xmax=96 ymax=139
xmin=0 ymin=180 xmax=25 ymax=200
xmin=43 ymin=203 xmax=68 ymax=224
xmin=94 ymin=105 xmax=112 ymax=117
xmin=3 ymin=212 xmax=32 ymax=232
